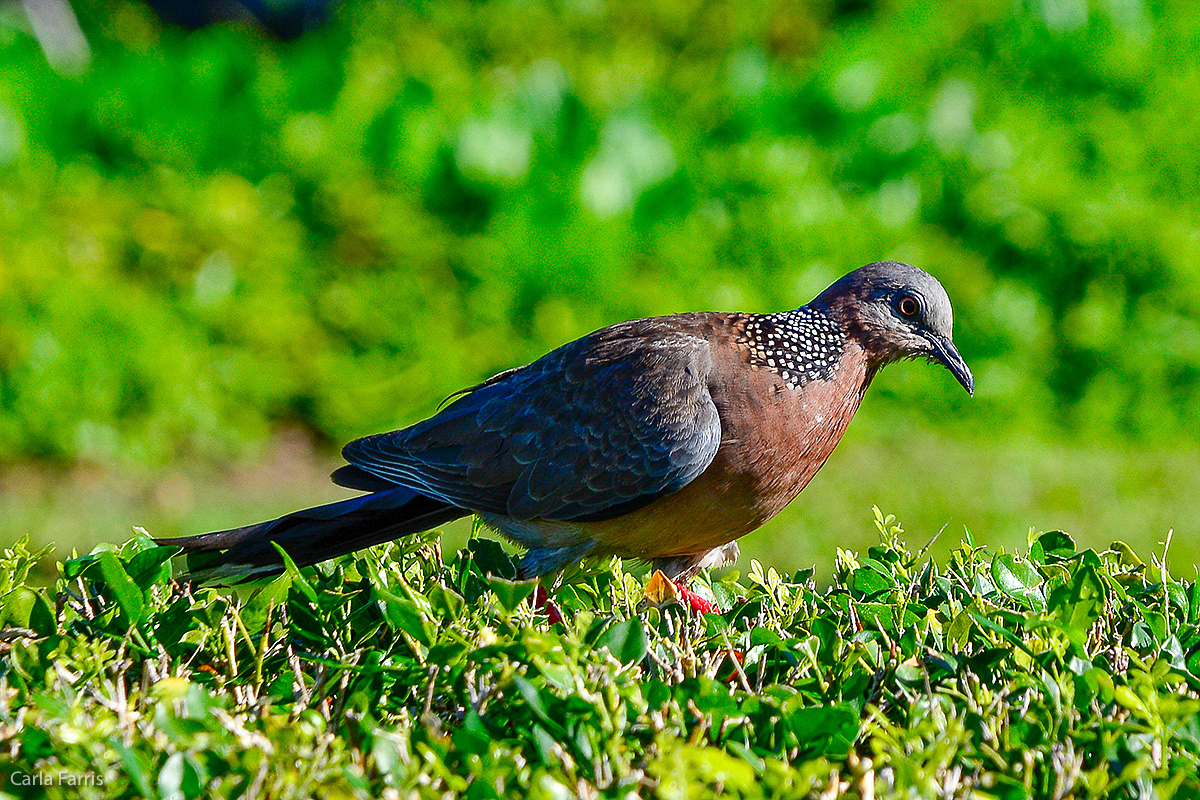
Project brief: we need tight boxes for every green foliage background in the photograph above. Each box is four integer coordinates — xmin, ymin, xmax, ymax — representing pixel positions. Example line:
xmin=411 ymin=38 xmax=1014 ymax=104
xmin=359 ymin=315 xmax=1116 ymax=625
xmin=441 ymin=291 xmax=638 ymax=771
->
xmin=0 ymin=0 xmax=1197 ymax=569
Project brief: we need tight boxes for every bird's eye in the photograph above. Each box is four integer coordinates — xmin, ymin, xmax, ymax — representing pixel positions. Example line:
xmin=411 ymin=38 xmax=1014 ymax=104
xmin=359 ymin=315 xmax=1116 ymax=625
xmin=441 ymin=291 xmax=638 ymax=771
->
xmin=897 ymin=294 xmax=921 ymax=318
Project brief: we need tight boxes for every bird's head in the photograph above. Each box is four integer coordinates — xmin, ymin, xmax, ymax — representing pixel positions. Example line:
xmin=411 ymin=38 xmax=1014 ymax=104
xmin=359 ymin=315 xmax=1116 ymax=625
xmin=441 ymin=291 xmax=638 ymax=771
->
xmin=815 ymin=261 xmax=974 ymax=395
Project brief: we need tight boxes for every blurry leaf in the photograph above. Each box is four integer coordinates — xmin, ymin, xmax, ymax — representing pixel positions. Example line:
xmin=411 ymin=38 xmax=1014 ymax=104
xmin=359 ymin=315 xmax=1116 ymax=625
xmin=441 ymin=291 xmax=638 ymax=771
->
xmin=158 ymin=751 xmax=203 ymax=800
xmin=986 ymin=775 xmax=1032 ymax=800
xmin=372 ymin=735 xmax=403 ymax=777
xmin=18 ymin=726 xmax=52 ymax=763
xmin=152 ymin=677 xmax=193 ymax=702
xmin=513 ymin=675 xmax=567 ymax=738
xmin=453 ymin=708 xmax=493 ymax=755
xmin=114 ymin=741 xmax=154 ymax=798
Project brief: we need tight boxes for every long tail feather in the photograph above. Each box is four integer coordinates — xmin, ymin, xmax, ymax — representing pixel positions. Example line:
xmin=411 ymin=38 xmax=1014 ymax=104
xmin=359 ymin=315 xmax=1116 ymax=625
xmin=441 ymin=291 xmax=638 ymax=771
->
xmin=157 ymin=487 xmax=467 ymax=579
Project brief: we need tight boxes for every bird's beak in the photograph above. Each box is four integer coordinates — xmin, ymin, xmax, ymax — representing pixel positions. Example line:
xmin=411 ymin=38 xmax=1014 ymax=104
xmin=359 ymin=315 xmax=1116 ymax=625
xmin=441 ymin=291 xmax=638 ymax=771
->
xmin=927 ymin=334 xmax=974 ymax=396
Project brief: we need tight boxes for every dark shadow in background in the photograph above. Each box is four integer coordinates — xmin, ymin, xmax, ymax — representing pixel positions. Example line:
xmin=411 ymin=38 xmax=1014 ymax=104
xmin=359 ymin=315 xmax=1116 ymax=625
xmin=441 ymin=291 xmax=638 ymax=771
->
xmin=145 ymin=0 xmax=338 ymax=38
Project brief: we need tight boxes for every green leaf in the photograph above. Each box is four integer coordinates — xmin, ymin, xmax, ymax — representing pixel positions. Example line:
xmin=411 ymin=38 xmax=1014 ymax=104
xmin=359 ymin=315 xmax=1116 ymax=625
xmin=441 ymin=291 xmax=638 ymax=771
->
xmin=453 ymin=707 xmax=493 ymax=755
xmin=272 ymin=543 xmax=318 ymax=604
xmin=811 ymin=616 xmax=841 ymax=662
xmin=1031 ymin=531 xmax=1076 ymax=564
xmin=252 ymin=570 xmax=293 ymax=610
xmin=782 ymin=702 xmax=859 ymax=757
xmin=991 ymin=553 xmax=1044 ymax=609
xmin=0 ymin=587 xmax=40 ymax=629
xmin=62 ymin=552 xmax=99 ymax=581
xmin=1048 ymin=564 xmax=1105 ymax=646
xmin=158 ymin=751 xmax=204 ymax=800
xmin=468 ymin=537 xmax=517 ymax=580
xmin=125 ymin=545 xmax=180 ymax=589
xmin=513 ymin=675 xmax=567 ymax=738
xmin=97 ymin=550 xmax=145 ymax=623
xmin=27 ymin=591 xmax=55 ymax=636
xmin=426 ymin=583 xmax=466 ymax=618
xmin=595 ymin=618 xmax=648 ymax=665
xmin=487 ymin=576 xmax=538 ymax=613
xmin=114 ymin=741 xmax=155 ymax=798
xmin=967 ymin=610 xmax=1036 ymax=658
xmin=1109 ymin=540 xmax=1144 ymax=568
xmin=850 ymin=566 xmax=891 ymax=597
xmin=856 ymin=602 xmax=896 ymax=630
xmin=158 ymin=752 xmax=185 ymax=799
xmin=895 ymin=662 xmax=923 ymax=684
xmin=372 ymin=586 xmax=432 ymax=646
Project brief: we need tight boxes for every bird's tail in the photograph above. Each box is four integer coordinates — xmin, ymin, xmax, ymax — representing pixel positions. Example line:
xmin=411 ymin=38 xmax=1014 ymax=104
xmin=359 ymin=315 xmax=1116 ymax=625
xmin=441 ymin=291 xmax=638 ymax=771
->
xmin=156 ymin=487 xmax=467 ymax=580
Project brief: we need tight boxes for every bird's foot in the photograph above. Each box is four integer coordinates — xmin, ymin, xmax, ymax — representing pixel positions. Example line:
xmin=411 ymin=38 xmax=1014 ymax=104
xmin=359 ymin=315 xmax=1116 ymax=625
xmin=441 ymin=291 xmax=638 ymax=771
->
xmin=531 ymin=584 xmax=564 ymax=625
xmin=643 ymin=570 xmax=720 ymax=614
xmin=675 ymin=583 xmax=719 ymax=614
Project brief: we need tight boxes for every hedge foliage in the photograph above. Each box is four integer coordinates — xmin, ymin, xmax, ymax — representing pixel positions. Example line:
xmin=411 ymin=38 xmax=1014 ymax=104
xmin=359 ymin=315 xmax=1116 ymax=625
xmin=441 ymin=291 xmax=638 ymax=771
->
xmin=3 ymin=513 xmax=1200 ymax=797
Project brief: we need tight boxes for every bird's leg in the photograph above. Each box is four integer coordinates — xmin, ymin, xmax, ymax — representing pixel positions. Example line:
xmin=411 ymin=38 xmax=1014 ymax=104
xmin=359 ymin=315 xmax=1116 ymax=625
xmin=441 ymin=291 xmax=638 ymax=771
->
xmin=673 ymin=583 xmax=718 ymax=614
xmin=650 ymin=543 xmax=740 ymax=615
xmin=530 ymin=583 xmax=564 ymax=625
xmin=518 ymin=561 xmax=564 ymax=625
xmin=643 ymin=570 xmax=718 ymax=613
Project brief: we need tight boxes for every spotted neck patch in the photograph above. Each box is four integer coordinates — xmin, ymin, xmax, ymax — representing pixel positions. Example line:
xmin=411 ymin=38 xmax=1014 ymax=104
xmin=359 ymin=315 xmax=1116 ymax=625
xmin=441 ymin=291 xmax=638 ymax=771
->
xmin=742 ymin=306 xmax=846 ymax=389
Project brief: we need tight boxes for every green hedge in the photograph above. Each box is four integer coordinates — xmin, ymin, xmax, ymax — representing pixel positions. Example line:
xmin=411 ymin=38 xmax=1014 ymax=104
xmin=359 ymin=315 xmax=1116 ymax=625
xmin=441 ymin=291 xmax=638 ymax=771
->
xmin=0 ymin=0 xmax=1196 ymax=467
xmin=2 ymin=513 xmax=1200 ymax=797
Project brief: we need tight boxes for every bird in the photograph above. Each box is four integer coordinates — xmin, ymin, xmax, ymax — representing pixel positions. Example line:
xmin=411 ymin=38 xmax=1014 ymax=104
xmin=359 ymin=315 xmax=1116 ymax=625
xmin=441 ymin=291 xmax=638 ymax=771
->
xmin=160 ymin=261 xmax=973 ymax=610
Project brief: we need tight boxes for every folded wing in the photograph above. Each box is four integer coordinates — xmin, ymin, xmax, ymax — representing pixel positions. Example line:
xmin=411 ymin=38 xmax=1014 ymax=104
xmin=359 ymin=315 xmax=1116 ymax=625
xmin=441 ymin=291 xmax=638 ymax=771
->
xmin=341 ymin=319 xmax=723 ymax=522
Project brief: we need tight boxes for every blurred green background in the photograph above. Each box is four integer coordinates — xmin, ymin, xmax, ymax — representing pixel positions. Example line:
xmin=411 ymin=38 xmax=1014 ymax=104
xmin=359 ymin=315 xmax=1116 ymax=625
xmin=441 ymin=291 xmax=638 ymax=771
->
xmin=1 ymin=0 xmax=1197 ymax=580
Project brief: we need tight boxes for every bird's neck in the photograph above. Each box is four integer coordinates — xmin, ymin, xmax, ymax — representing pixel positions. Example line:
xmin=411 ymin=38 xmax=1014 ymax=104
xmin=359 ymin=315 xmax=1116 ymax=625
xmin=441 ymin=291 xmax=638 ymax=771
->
xmin=801 ymin=298 xmax=903 ymax=382
xmin=741 ymin=306 xmax=848 ymax=390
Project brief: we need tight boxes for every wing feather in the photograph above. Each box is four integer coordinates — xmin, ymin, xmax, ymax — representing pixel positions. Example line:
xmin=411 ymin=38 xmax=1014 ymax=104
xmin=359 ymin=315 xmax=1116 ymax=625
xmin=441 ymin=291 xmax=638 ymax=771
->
xmin=341 ymin=318 xmax=722 ymax=522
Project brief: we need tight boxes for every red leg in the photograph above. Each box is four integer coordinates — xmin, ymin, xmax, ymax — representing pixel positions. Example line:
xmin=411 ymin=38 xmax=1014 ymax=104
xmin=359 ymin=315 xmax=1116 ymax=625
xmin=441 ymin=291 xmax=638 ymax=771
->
xmin=674 ymin=581 xmax=718 ymax=614
xmin=643 ymin=569 xmax=720 ymax=614
xmin=531 ymin=584 xmax=564 ymax=625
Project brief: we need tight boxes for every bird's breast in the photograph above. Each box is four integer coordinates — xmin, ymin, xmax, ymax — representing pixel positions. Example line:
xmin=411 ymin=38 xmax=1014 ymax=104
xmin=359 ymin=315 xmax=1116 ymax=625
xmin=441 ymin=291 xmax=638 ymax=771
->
xmin=582 ymin=340 xmax=871 ymax=559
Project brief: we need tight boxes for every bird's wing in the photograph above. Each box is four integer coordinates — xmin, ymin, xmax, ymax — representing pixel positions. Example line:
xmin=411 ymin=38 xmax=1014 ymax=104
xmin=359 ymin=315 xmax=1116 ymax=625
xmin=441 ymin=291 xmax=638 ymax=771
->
xmin=341 ymin=319 xmax=723 ymax=522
